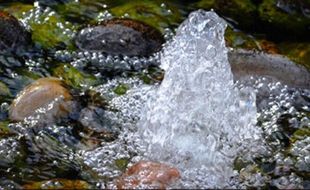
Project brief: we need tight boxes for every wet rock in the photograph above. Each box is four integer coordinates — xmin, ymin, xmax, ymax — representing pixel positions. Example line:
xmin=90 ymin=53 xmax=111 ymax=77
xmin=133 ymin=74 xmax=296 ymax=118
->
xmin=0 ymin=11 xmax=31 ymax=53
xmin=117 ymin=161 xmax=180 ymax=189
xmin=258 ymin=0 xmax=310 ymax=40
xmin=9 ymin=77 xmax=73 ymax=122
xmin=225 ymin=27 xmax=279 ymax=54
xmin=24 ymin=7 xmax=75 ymax=50
xmin=228 ymin=49 xmax=310 ymax=89
xmin=0 ymin=81 xmax=11 ymax=97
xmin=78 ymin=106 xmax=119 ymax=145
xmin=278 ymin=42 xmax=310 ymax=70
xmin=23 ymin=179 xmax=91 ymax=189
xmin=75 ymin=18 xmax=165 ymax=56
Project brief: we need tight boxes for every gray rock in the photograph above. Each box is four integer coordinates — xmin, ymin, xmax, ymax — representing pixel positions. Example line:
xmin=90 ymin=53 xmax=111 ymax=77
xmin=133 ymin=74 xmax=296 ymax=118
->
xmin=0 ymin=11 xmax=31 ymax=53
xmin=75 ymin=19 xmax=164 ymax=56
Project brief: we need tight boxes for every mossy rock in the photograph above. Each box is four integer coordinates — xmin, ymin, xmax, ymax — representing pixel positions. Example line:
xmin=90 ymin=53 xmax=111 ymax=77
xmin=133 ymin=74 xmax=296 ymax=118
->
xmin=25 ymin=8 xmax=76 ymax=50
xmin=110 ymin=0 xmax=183 ymax=32
xmin=52 ymin=64 xmax=98 ymax=89
xmin=278 ymin=42 xmax=310 ymax=70
xmin=55 ymin=0 xmax=107 ymax=24
xmin=291 ymin=127 xmax=310 ymax=143
xmin=196 ymin=0 xmax=257 ymax=29
xmin=2 ymin=3 xmax=33 ymax=19
xmin=225 ymin=27 xmax=259 ymax=50
xmin=0 ymin=81 xmax=11 ymax=97
xmin=23 ymin=179 xmax=91 ymax=190
xmin=113 ymin=84 xmax=129 ymax=95
xmin=0 ymin=121 xmax=15 ymax=138
xmin=258 ymin=0 xmax=310 ymax=40
xmin=138 ymin=66 xmax=165 ymax=85
xmin=115 ymin=158 xmax=130 ymax=172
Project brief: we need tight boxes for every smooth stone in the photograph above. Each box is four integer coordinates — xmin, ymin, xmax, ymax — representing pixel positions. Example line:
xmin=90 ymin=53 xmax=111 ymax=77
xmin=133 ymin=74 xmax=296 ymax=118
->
xmin=75 ymin=18 xmax=164 ymax=56
xmin=0 ymin=11 xmax=31 ymax=52
xmin=117 ymin=161 xmax=180 ymax=189
xmin=9 ymin=77 xmax=73 ymax=122
xmin=228 ymin=49 xmax=310 ymax=89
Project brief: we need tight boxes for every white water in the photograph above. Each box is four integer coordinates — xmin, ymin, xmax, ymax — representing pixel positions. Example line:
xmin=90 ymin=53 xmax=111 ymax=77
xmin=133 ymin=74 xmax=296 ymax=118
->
xmin=138 ymin=10 xmax=262 ymax=188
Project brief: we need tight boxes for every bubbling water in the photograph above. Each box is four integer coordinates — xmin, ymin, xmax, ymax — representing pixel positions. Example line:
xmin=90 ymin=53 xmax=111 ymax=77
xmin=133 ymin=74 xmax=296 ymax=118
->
xmin=138 ymin=10 xmax=263 ymax=188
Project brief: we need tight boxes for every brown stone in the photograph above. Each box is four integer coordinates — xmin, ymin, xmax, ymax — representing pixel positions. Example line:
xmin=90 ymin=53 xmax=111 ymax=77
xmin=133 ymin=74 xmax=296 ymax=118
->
xmin=9 ymin=77 xmax=73 ymax=122
xmin=0 ymin=11 xmax=31 ymax=52
xmin=117 ymin=161 xmax=180 ymax=189
xmin=75 ymin=18 xmax=164 ymax=56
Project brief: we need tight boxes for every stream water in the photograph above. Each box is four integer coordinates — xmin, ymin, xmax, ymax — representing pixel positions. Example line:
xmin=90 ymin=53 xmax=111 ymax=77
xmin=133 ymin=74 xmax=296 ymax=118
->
xmin=0 ymin=1 xmax=309 ymax=189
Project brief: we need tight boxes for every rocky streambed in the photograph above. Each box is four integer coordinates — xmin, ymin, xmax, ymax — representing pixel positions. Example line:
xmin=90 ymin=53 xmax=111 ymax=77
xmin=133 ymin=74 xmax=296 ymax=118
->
xmin=0 ymin=1 xmax=309 ymax=189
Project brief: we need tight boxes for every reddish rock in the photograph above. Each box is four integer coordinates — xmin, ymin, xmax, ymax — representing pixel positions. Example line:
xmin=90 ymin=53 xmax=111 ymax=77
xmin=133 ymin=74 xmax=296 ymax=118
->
xmin=117 ymin=161 xmax=180 ymax=189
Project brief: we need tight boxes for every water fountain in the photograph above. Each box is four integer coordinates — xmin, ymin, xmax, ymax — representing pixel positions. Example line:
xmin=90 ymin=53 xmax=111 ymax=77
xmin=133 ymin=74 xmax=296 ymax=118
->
xmin=138 ymin=10 xmax=263 ymax=188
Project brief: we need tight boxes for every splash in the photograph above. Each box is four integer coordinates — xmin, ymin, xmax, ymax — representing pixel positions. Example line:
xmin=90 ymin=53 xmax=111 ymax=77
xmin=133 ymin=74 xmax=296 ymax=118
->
xmin=138 ymin=10 xmax=262 ymax=188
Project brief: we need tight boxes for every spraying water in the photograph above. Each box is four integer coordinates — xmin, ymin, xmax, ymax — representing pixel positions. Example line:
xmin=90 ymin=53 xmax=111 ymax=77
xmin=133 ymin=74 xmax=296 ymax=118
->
xmin=138 ymin=10 xmax=262 ymax=188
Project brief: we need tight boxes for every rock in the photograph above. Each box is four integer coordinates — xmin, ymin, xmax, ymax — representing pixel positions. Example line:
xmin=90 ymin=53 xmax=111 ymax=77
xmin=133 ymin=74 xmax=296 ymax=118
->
xmin=25 ymin=7 xmax=75 ymax=50
xmin=0 ymin=11 xmax=31 ymax=53
xmin=117 ymin=161 xmax=180 ymax=189
xmin=0 ymin=81 xmax=11 ymax=97
xmin=258 ymin=0 xmax=310 ymax=40
xmin=9 ymin=77 xmax=73 ymax=122
xmin=75 ymin=18 xmax=164 ymax=56
xmin=78 ymin=106 xmax=119 ymax=145
xmin=278 ymin=42 xmax=310 ymax=70
xmin=228 ymin=49 xmax=310 ymax=89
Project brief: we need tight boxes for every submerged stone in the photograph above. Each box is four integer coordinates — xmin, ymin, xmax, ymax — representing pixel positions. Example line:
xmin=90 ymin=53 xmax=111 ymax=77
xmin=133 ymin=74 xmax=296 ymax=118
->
xmin=117 ymin=161 xmax=180 ymax=189
xmin=0 ymin=11 xmax=31 ymax=53
xmin=75 ymin=18 xmax=164 ymax=56
xmin=9 ymin=77 xmax=73 ymax=122
xmin=78 ymin=106 xmax=119 ymax=144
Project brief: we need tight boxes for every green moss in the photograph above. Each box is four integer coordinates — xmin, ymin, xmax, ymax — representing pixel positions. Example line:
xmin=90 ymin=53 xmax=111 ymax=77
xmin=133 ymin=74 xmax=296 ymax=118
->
xmin=0 ymin=82 xmax=11 ymax=97
xmin=25 ymin=9 xmax=76 ymax=50
xmin=110 ymin=0 xmax=182 ymax=32
xmin=3 ymin=3 xmax=33 ymax=19
xmin=113 ymin=84 xmax=129 ymax=95
xmin=0 ymin=121 xmax=15 ymax=138
xmin=115 ymin=158 xmax=129 ymax=172
xmin=291 ymin=127 xmax=310 ymax=143
xmin=52 ymin=64 xmax=98 ymax=89
xmin=138 ymin=67 xmax=165 ymax=85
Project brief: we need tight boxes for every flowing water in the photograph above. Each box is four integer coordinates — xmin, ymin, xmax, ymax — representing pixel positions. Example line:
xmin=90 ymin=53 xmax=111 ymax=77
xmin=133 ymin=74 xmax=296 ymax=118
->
xmin=138 ymin=10 xmax=262 ymax=188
